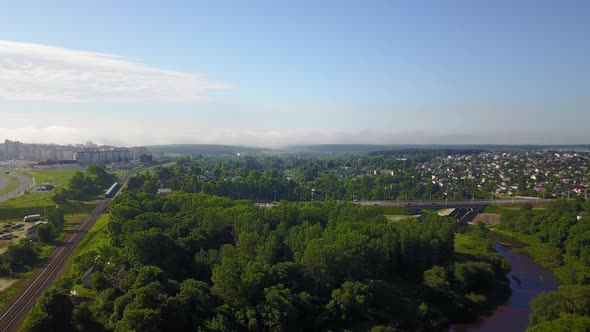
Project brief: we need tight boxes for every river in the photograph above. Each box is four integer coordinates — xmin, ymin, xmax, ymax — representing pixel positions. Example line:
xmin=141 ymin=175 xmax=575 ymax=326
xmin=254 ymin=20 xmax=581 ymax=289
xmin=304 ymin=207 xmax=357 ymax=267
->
xmin=451 ymin=238 xmax=560 ymax=332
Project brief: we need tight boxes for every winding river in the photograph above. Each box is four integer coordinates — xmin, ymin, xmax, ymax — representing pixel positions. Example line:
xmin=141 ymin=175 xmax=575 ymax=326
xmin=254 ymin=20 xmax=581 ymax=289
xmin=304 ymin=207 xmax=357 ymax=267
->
xmin=451 ymin=237 xmax=560 ymax=332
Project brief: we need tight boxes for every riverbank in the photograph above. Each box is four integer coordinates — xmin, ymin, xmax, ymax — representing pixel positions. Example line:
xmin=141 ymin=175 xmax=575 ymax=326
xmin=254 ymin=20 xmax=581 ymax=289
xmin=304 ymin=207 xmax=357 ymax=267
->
xmin=452 ymin=234 xmax=560 ymax=332
xmin=492 ymin=228 xmax=563 ymax=273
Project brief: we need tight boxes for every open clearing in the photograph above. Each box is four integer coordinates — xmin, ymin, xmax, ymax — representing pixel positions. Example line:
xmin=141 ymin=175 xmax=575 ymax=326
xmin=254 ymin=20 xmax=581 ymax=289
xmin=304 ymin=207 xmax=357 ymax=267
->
xmin=0 ymin=279 xmax=18 ymax=292
xmin=19 ymin=169 xmax=80 ymax=188
xmin=385 ymin=214 xmax=420 ymax=221
xmin=0 ymin=168 xmax=100 ymax=220
xmin=65 ymin=214 xmax=111 ymax=278
xmin=471 ymin=213 xmax=501 ymax=226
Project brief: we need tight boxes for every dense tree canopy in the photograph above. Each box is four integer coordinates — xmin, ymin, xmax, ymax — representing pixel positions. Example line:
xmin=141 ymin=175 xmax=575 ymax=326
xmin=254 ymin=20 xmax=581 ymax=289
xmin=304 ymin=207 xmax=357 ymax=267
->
xmin=125 ymin=155 xmax=493 ymax=203
xmin=60 ymin=184 xmax=510 ymax=331
xmin=53 ymin=164 xmax=117 ymax=202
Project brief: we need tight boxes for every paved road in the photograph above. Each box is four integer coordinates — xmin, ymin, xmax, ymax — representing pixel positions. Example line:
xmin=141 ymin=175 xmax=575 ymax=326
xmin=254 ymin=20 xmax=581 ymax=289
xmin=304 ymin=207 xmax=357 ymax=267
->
xmin=0 ymin=174 xmax=33 ymax=204
xmin=0 ymin=176 xmax=8 ymax=191
xmin=355 ymin=198 xmax=553 ymax=207
xmin=257 ymin=198 xmax=554 ymax=209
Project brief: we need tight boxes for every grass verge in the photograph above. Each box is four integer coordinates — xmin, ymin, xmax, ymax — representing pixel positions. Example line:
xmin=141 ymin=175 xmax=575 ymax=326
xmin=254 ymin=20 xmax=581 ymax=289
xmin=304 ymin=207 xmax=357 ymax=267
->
xmin=64 ymin=214 xmax=111 ymax=277
xmin=491 ymin=228 xmax=562 ymax=269
xmin=0 ymin=175 xmax=20 ymax=196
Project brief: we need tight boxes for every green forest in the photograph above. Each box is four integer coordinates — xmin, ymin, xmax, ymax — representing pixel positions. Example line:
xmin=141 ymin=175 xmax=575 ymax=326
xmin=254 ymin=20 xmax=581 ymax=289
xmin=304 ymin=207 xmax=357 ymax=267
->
xmin=26 ymin=193 xmax=509 ymax=331
xmin=22 ymin=156 xmax=590 ymax=331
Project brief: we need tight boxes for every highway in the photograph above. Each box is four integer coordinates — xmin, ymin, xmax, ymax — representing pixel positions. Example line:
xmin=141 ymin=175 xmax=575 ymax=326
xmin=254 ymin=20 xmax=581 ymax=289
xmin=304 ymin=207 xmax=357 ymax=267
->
xmin=0 ymin=173 xmax=129 ymax=332
xmin=0 ymin=174 xmax=33 ymax=205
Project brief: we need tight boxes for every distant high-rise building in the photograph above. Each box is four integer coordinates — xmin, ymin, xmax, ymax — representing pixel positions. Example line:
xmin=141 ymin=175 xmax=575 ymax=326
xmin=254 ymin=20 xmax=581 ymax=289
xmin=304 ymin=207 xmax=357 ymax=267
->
xmin=5 ymin=139 xmax=21 ymax=159
xmin=74 ymin=149 xmax=133 ymax=164
xmin=3 ymin=138 xmax=146 ymax=163
xmin=131 ymin=146 xmax=148 ymax=159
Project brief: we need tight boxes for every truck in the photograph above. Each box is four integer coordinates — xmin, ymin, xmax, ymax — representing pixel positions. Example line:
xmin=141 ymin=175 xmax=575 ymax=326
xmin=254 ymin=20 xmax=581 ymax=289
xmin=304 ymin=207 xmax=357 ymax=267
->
xmin=23 ymin=214 xmax=41 ymax=222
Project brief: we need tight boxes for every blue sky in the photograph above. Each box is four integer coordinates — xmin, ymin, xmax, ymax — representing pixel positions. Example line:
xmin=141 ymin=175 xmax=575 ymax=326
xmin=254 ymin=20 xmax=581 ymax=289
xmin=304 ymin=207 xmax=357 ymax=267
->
xmin=0 ymin=0 xmax=588 ymax=146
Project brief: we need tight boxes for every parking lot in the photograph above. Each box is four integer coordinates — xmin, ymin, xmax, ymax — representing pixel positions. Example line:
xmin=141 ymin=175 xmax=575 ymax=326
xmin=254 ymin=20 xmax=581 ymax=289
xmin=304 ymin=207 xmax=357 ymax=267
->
xmin=0 ymin=221 xmax=38 ymax=253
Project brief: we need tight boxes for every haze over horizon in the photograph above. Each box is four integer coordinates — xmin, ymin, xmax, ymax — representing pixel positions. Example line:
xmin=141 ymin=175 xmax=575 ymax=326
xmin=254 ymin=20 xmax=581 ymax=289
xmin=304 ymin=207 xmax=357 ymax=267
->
xmin=1 ymin=1 xmax=588 ymax=147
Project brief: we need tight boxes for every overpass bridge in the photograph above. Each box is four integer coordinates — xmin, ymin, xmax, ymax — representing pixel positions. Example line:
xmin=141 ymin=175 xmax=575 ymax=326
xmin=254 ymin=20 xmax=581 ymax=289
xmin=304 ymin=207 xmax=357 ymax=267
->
xmin=256 ymin=198 xmax=552 ymax=210
xmin=356 ymin=198 xmax=553 ymax=224
xmin=355 ymin=198 xmax=552 ymax=209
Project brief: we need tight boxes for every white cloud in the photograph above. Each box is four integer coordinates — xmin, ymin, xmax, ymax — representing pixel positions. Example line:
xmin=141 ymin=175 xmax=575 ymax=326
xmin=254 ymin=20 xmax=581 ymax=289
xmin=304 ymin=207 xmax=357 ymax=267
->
xmin=0 ymin=40 xmax=232 ymax=102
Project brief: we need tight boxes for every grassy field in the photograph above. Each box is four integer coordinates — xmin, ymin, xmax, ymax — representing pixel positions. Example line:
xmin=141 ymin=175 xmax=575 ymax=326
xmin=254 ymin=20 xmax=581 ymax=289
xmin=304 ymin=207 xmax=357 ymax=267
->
xmin=135 ymin=162 xmax=174 ymax=175
xmin=0 ymin=192 xmax=98 ymax=220
xmin=17 ymin=167 xmax=125 ymax=188
xmin=64 ymin=214 xmax=111 ymax=276
xmin=0 ymin=168 xmax=123 ymax=220
xmin=0 ymin=174 xmax=20 ymax=196
xmin=484 ymin=203 xmax=548 ymax=214
xmin=385 ymin=214 xmax=419 ymax=222
xmin=379 ymin=205 xmax=411 ymax=215
xmin=455 ymin=232 xmax=490 ymax=256
xmin=19 ymin=169 xmax=80 ymax=187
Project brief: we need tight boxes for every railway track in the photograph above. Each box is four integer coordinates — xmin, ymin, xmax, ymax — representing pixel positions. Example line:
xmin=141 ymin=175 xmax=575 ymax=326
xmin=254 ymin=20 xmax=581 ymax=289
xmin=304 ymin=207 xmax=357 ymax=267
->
xmin=0 ymin=173 xmax=131 ymax=331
